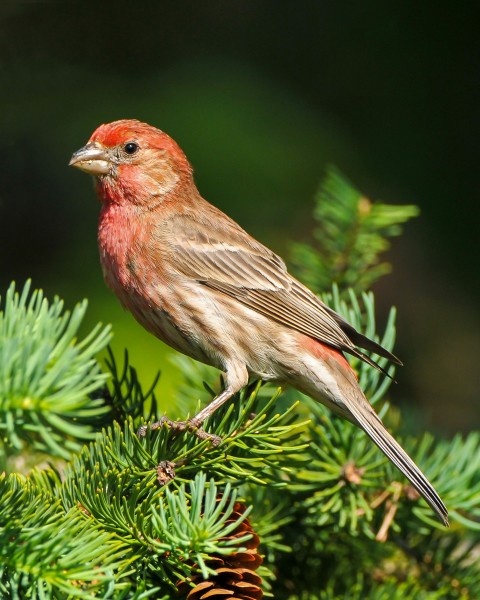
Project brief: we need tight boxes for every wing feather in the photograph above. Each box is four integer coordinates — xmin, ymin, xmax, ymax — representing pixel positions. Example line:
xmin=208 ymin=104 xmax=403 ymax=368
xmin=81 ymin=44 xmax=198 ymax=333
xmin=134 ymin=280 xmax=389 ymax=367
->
xmin=167 ymin=211 xmax=400 ymax=369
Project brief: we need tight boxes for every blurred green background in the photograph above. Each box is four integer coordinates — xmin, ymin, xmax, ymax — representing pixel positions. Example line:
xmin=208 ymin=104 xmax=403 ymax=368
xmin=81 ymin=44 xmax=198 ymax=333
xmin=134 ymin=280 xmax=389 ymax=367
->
xmin=1 ymin=1 xmax=478 ymax=433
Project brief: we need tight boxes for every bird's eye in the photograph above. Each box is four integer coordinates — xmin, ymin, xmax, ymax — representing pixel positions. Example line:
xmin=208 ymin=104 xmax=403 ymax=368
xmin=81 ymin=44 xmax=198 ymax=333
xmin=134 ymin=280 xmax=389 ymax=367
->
xmin=124 ymin=142 xmax=139 ymax=155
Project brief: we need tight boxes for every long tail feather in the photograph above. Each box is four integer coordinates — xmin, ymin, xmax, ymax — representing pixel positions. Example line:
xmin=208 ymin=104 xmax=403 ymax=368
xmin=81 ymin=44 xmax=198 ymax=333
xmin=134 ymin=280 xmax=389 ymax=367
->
xmin=347 ymin=395 xmax=448 ymax=526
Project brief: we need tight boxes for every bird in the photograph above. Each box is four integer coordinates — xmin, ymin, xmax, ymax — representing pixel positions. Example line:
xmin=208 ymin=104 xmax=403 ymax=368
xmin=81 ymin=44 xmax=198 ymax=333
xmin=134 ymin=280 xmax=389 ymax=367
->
xmin=69 ymin=119 xmax=448 ymax=526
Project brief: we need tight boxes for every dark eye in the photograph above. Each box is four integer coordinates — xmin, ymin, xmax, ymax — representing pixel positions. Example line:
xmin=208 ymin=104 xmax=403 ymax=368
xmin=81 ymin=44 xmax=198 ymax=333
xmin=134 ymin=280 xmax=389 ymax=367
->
xmin=124 ymin=142 xmax=139 ymax=155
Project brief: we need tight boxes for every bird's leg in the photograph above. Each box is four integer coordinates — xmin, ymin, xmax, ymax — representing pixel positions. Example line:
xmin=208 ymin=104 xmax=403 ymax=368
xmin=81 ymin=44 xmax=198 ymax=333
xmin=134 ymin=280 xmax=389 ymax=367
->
xmin=138 ymin=363 xmax=248 ymax=445
xmin=137 ymin=388 xmax=236 ymax=445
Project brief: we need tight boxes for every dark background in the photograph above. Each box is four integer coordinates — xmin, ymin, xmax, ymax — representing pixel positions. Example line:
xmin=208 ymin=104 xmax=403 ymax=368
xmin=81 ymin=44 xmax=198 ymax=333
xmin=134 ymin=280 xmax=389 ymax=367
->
xmin=1 ymin=1 xmax=478 ymax=432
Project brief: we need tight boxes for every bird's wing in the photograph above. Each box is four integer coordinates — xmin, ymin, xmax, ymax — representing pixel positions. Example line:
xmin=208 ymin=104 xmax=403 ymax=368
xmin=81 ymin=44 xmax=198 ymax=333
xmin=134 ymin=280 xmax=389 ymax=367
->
xmin=167 ymin=210 xmax=400 ymax=369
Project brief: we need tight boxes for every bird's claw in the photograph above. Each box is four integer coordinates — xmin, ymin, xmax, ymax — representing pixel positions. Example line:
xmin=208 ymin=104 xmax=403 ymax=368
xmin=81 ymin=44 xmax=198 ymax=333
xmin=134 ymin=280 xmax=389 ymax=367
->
xmin=137 ymin=417 xmax=222 ymax=446
xmin=192 ymin=427 xmax=222 ymax=446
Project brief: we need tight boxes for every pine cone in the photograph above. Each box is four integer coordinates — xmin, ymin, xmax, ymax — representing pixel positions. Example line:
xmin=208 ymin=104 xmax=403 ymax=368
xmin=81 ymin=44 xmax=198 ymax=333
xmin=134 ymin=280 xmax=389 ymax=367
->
xmin=178 ymin=502 xmax=263 ymax=599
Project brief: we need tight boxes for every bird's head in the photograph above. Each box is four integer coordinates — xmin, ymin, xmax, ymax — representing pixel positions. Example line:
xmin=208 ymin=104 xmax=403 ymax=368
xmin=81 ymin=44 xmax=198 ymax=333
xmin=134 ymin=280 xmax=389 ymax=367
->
xmin=69 ymin=119 xmax=193 ymax=206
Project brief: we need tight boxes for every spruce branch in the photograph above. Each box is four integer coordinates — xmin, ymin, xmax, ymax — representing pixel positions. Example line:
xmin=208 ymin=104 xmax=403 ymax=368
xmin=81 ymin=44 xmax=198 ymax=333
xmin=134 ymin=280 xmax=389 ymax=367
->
xmin=0 ymin=472 xmax=131 ymax=599
xmin=0 ymin=281 xmax=112 ymax=465
xmin=103 ymin=347 xmax=160 ymax=426
xmin=1 ymin=165 xmax=478 ymax=598
xmin=400 ymin=433 xmax=480 ymax=530
xmin=15 ymin=385 xmax=306 ymax=595
xmin=151 ymin=473 xmax=253 ymax=579
xmin=286 ymin=577 xmax=449 ymax=599
xmin=290 ymin=166 xmax=419 ymax=293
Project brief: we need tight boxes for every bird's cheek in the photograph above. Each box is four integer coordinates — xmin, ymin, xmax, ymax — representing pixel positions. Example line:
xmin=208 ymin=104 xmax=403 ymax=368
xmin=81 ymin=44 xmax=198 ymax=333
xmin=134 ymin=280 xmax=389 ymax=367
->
xmin=114 ymin=165 xmax=155 ymax=205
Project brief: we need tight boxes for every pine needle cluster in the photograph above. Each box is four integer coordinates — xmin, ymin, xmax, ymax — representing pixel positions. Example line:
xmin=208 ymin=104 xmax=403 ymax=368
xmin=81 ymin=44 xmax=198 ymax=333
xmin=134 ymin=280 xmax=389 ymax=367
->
xmin=0 ymin=169 xmax=478 ymax=599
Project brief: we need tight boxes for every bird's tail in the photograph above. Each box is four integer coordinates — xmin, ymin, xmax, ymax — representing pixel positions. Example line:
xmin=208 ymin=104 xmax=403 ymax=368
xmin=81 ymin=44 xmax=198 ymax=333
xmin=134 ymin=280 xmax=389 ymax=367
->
xmin=346 ymin=392 xmax=449 ymax=526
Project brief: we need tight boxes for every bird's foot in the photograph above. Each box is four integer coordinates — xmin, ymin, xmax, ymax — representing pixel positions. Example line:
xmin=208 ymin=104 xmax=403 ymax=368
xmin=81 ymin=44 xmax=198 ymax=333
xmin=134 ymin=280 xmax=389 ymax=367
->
xmin=136 ymin=416 xmax=184 ymax=437
xmin=137 ymin=416 xmax=222 ymax=446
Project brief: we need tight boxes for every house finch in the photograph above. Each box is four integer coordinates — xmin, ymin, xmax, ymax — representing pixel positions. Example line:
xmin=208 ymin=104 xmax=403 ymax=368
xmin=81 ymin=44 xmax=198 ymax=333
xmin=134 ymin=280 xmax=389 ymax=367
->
xmin=70 ymin=119 xmax=448 ymax=526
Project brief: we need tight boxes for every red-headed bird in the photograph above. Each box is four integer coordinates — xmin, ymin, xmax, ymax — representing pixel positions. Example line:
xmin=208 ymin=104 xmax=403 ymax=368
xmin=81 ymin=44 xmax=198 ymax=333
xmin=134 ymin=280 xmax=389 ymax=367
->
xmin=70 ymin=119 xmax=448 ymax=526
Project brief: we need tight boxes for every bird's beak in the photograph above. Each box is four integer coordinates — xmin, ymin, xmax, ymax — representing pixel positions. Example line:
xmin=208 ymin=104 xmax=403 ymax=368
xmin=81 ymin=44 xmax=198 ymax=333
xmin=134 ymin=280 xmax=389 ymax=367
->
xmin=69 ymin=142 xmax=111 ymax=176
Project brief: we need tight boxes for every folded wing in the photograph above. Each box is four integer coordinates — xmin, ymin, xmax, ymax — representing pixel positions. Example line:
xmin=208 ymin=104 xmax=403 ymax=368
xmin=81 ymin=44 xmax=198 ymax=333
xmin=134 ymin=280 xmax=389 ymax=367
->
xmin=168 ymin=210 xmax=401 ymax=372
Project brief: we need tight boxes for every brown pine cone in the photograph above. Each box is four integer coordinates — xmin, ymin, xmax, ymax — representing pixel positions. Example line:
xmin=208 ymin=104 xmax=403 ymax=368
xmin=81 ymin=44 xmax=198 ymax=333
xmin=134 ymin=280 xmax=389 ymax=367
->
xmin=185 ymin=567 xmax=263 ymax=599
xmin=178 ymin=502 xmax=264 ymax=599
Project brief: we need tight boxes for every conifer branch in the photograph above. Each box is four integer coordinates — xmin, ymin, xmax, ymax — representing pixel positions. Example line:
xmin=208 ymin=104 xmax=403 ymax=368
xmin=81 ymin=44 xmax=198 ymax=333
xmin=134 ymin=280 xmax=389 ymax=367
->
xmin=1 ymin=169 xmax=478 ymax=598
xmin=291 ymin=166 xmax=419 ymax=293
xmin=0 ymin=281 xmax=112 ymax=466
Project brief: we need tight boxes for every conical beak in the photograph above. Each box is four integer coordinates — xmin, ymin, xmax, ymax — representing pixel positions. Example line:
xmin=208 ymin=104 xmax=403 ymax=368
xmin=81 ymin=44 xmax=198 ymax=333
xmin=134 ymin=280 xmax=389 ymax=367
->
xmin=69 ymin=142 xmax=111 ymax=176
